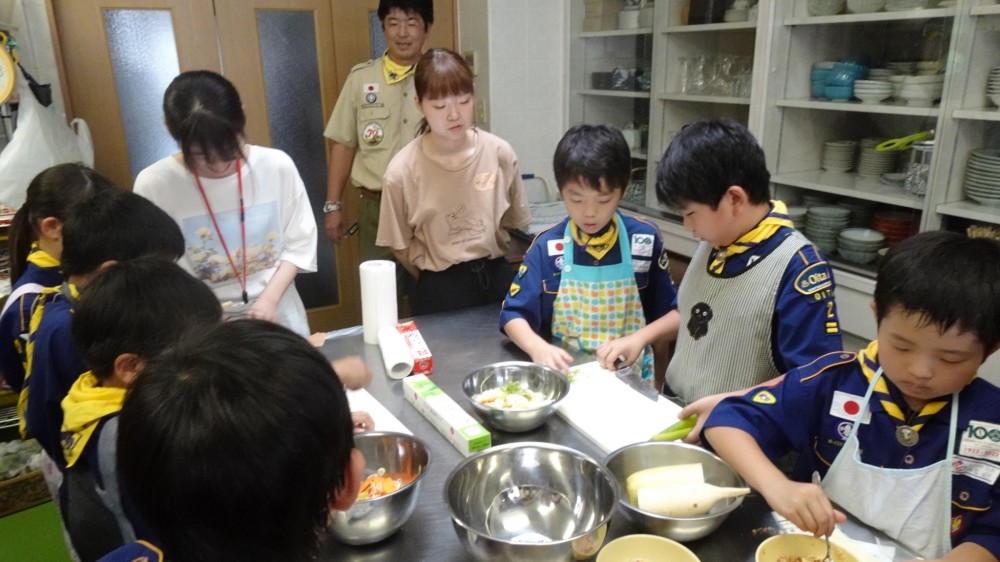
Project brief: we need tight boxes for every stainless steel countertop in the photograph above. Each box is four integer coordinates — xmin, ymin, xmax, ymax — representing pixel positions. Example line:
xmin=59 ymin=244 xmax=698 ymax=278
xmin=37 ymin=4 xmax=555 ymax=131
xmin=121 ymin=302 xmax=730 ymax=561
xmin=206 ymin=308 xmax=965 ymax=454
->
xmin=316 ymin=304 xmax=912 ymax=562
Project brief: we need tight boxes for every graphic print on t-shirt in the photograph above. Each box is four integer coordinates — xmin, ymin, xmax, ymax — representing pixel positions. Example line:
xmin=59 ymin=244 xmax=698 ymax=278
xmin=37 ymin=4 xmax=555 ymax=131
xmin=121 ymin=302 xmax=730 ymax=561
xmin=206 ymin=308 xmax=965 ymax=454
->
xmin=181 ymin=201 xmax=281 ymax=286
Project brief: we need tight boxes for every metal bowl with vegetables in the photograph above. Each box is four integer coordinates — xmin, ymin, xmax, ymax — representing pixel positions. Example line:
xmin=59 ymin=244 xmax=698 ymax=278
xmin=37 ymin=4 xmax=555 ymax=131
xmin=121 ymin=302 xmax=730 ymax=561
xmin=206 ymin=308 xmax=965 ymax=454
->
xmin=462 ymin=361 xmax=570 ymax=432
xmin=328 ymin=432 xmax=430 ymax=545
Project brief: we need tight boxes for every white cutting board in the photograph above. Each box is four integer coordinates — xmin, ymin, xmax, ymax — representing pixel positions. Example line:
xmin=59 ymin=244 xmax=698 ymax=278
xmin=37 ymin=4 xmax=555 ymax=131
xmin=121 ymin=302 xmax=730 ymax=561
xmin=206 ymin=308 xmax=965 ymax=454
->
xmin=555 ymin=361 xmax=683 ymax=455
xmin=347 ymin=388 xmax=411 ymax=435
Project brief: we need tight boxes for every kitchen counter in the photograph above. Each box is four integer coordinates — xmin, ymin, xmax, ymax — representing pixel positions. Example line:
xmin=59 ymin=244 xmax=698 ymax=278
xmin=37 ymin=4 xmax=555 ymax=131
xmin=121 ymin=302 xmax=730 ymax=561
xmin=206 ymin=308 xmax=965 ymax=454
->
xmin=316 ymin=304 xmax=914 ymax=562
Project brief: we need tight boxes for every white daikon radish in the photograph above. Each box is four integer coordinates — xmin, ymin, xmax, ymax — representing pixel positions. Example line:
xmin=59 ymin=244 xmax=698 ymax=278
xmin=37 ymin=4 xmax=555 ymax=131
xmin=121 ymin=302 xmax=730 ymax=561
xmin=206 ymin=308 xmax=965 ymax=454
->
xmin=625 ymin=463 xmax=705 ymax=505
xmin=636 ymin=482 xmax=751 ymax=517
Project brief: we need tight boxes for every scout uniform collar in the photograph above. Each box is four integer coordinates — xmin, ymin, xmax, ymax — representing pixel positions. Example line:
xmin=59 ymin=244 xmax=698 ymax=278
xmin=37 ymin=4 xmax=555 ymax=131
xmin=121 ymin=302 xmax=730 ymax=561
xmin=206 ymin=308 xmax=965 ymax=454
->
xmin=570 ymin=215 xmax=618 ymax=261
xmin=709 ymin=200 xmax=794 ymax=274
xmin=26 ymin=242 xmax=59 ymax=269
xmin=383 ymin=52 xmax=416 ymax=84
xmin=858 ymin=340 xmax=950 ymax=446
xmin=60 ymin=370 xmax=126 ymax=467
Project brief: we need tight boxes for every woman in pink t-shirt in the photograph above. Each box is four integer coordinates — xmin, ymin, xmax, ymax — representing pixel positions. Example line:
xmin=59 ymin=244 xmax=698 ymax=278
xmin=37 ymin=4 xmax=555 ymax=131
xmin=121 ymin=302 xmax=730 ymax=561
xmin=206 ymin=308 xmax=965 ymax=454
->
xmin=376 ymin=48 xmax=531 ymax=315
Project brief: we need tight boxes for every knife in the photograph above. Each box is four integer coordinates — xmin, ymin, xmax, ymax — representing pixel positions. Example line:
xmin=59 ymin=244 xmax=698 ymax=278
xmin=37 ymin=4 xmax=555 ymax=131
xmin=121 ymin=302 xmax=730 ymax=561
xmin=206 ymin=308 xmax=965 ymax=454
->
xmin=614 ymin=355 xmax=660 ymax=402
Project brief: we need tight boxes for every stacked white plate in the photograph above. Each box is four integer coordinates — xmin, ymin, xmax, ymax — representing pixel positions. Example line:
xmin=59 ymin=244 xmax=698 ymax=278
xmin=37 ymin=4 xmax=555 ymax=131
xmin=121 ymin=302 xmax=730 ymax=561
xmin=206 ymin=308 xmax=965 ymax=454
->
xmin=838 ymin=198 xmax=877 ymax=227
xmin=821 ymin=140 xmax=860 ymax=172
xmin=837 ymin=228 xmax=885 ymax=264
xmin=987 ymin=65 xmax=1000 ymax=108
xmin=786 ymin=205 xmax=809 ymax=227
xmin=886 ymin=61 xmax=917 ymax=75
xmin=856 ymin=146 xmax=898 ymax=178
xmin=804 ymin=206 xmax=852 ymax=254
xmin=885 ymin=0 xmax=929 ymax=10
xmin=964 ymin=148 xmax=1000 ymax=207
xmin=898 ymin=73 xmax=944 ymax=107
xmin=854 ymin=79 xmax=893 ymax=104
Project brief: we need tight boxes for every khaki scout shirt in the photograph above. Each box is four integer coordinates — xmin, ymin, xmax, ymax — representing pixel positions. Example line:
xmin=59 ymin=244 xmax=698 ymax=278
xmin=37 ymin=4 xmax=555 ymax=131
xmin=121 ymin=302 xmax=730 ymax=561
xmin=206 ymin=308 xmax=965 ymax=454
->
xmin=324 ymin=58 xmax=423 ymax=192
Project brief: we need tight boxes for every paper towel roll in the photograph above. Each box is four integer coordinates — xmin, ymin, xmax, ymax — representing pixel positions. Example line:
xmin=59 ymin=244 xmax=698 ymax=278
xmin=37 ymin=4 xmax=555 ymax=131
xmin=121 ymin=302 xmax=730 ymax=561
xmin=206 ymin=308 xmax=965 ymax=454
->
xmin=378 ymin=325 xmax=413 ymax=379
xmin=360 ymin=260 xmax=398 ymax=344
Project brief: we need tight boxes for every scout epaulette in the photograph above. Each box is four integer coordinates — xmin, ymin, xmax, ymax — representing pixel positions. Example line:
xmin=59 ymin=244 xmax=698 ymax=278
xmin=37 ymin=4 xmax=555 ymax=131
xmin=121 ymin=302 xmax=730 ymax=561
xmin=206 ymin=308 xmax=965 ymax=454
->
xmin=798 ymin=350 xmax=857 ymax=383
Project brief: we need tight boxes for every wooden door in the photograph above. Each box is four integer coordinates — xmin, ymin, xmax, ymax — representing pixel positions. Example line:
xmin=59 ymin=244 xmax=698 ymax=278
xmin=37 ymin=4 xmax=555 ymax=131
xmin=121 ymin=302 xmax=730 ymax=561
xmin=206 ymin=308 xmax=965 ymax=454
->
xmin=50 ymin=0 xmax=455 ymax=331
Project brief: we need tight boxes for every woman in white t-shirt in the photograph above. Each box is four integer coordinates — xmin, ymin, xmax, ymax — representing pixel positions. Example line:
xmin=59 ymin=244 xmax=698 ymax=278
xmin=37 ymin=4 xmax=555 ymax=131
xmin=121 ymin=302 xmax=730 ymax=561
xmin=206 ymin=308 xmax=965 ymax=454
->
xmin=377 ymin=48 xmax=531 ymax=315
xmin=134 ymin=70 xmax=317 ymax=336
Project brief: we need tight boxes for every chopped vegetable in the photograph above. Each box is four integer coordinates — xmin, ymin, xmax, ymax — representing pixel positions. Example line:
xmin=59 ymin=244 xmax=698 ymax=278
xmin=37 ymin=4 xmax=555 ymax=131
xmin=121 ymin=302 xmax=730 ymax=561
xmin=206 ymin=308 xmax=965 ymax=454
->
xmin=356 ymin=468 xmax=414 ymax=500
xmin=472 ymin=381 xmax=552 ymax=410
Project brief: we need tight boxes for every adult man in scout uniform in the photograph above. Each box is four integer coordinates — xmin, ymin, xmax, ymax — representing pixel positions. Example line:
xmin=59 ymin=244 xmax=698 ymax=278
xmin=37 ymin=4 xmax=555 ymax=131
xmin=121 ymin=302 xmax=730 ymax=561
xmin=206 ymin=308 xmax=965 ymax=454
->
xmin=323 ymin=0 xmax=433 ymax=270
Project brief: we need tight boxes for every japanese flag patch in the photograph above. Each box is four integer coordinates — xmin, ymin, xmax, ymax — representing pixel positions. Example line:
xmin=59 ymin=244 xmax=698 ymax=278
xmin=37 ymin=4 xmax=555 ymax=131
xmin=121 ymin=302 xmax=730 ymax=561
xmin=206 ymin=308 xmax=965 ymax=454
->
xmin=829 ymin=391 xmax=871 ymax=424
xmin=363 ymin=82 xmax=380 ymax=94
xmin=548 ymin=238 xmax=567 ymax=256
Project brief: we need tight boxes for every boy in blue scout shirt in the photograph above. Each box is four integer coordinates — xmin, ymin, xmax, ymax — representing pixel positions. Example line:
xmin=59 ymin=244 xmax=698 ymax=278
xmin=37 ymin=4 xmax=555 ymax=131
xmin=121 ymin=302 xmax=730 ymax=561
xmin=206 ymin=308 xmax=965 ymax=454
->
xmin=499 ymin=124 xmax=679 ymax=376
xmin=650 ymin=119 xmax=843 ymax=439
xmin=59 ymin=259 xmax=223 ymax=562
xmin=704 ymin=232 xmax=1000 ymax=562
xmin=22 ymin=189 xmax=185 ymax=470
xmin=99 ymin=320 xmax=365 ymax=562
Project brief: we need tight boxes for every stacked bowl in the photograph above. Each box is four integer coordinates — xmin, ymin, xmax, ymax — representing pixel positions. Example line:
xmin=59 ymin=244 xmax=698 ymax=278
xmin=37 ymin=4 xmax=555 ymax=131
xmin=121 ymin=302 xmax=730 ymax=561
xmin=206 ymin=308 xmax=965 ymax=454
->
xmin=804 ymin=206 xmax=852 ymax=254
xmin=811 ymin=62 xmax=836 ymax=99
xmin=847 ymin=0 xmax=887 ymax=12
xmin=886 ymin=61 xmax=917 ymax=75
xmin=853 ymin=79 xmax=893 ymax=104
xmin=825 ymin=62 xmax=868 ymax=102
xmin=898 ymin=74 xmax=944 ymax=107
xmin=808 ymin=0 xmax=846 ymax=15
xmin=872 ymin=211 xmax=919 ymax=246
xmin=786 ymin=206 xmax=809 ymax=227
xmin=963 ymin=149 xmax=1000 ymax=207
xmin=987 ymin=65 xmax=1000 ymax=108
xmin=837 ymin=228 xmax=885 ymax=264
xmin=821 ymin=139 xmax=860 ymax=172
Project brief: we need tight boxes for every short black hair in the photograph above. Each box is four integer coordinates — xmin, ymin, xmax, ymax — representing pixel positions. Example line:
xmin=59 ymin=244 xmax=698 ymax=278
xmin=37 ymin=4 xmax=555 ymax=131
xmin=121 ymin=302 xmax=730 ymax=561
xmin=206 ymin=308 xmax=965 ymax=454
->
xmin=163 ymin=70 xmax=246 ymax=171
xmin=71 ymin=258 xmax=222 ymax=379
xmin=60 ymin=190 xmax=185 ymax=277
xmin=378 ymin=0 xmax=434 ymax=28
xmin=875 ymin=231 xmax=1000 ymax=352
xmin=553 ymin=124 xmax=631 ymax=193
xmin=118 ymin=320 xmax=355 ymax=562
xmin=655 ymin=119 xmax=771 ymax=209
xmin=8 ymin=164 xmax=118 ymax=283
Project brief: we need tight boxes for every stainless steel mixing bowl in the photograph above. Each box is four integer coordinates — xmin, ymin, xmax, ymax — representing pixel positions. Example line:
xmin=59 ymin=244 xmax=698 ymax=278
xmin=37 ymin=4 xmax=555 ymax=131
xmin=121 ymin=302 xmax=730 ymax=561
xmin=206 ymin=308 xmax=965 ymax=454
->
xmin=461 ymin=361 xmax=570 ymax=432
xmin=604 ymin=441 xmax=746 ymax=542
xmin=444 ymin=442 xmax=618 ymax=561
xmin=328 ymin=431 xmax=430 ymax=545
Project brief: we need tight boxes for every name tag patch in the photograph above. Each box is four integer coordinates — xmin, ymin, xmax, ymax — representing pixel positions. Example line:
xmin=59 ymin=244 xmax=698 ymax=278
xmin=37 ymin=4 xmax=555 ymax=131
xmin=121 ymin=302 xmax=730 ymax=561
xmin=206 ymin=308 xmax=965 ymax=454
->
xmin=829 ymin=391 xmax=871 ymax=424
xmin=953 ymin=455 xmax=1000 ymax=485
xmin=631 ymin=234 xmax=654 ymax=257
xmin=959 ymin=420 xmax=1000 ymax=463
xmin=632 ymin=259 xmax=651 ymax=273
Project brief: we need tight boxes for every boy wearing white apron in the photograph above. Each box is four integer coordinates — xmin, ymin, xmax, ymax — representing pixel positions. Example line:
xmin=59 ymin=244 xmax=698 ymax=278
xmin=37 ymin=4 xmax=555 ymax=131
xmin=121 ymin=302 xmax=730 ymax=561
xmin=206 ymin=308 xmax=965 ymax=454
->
xmin=704 ymin=232 xmax=1000 ymax=562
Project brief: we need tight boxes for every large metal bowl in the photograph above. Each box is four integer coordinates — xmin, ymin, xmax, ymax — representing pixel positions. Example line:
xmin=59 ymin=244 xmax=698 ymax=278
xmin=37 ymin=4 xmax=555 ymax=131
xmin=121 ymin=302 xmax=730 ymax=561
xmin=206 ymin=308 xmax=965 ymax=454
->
xmin=444 ymin=442 xmax=618 ymax=561
xmin=604 ymin=441 xmax=746 ymax=542
xmin=461 ymin=361 xmax=570 ymax=433
xmin=328 ymin=432 xmax=430 ymax=545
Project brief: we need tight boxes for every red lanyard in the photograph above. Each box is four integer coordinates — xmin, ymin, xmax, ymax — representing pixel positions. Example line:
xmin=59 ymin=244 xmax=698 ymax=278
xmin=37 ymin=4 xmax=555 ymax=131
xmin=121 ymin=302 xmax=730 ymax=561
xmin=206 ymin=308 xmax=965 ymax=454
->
xmin=193 ymin=159 xmax=249 ymax=304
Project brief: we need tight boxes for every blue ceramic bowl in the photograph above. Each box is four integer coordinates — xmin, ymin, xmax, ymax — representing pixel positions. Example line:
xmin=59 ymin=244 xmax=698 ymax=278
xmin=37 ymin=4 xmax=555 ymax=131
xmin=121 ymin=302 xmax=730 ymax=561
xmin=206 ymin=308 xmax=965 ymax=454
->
xmin=812 ymin=80 xmax=827 ymax=98
xmin=825 ymin=85 xmax=853 ymax=101
xmin=825 ymin=70 xmax=857 ymax=88
xmin=811 ymin=68 xmax=833 ymax=82
xmin=832 ymin=61 xmax=868 ymax=79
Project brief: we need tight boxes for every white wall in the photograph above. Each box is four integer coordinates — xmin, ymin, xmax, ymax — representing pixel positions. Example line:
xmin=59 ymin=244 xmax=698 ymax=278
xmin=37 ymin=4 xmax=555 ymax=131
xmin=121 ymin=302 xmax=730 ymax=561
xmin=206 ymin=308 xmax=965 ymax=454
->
xmin=462 ymin=0 xmax=568 ymax=194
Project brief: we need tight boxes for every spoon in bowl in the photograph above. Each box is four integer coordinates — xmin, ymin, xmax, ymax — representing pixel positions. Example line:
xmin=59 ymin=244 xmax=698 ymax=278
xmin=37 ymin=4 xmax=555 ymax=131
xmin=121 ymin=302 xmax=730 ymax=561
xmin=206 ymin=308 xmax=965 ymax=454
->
xmin=811 ymin=471 xmax=833 ymax=562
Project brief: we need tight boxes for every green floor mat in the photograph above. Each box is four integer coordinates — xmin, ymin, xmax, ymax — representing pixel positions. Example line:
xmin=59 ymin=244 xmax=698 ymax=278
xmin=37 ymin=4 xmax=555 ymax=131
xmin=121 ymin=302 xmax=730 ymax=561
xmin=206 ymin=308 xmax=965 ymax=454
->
xmin=0 ymin=501 xmax=72 ymax=562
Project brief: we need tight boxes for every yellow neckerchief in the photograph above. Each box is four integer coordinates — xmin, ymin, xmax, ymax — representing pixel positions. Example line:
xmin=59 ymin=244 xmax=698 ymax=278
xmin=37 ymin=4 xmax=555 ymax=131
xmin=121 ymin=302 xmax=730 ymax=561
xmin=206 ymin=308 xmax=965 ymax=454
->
xmin=18 ymin=282 xmax=81 ymax=437
xmin=858 ymin=340 xmax=949 ymax=431
xmin=570 ymin=215 xmax=618 ymax=261
xmin=709 ymin=200 xmax=795 ymax=274
xmin=383 ymin=52 xmax=416 ymax=84
xmin=26 ymin=242 xmax=59 ymax=269
xmin=60 ymin=371 xmax=126 ymax=468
